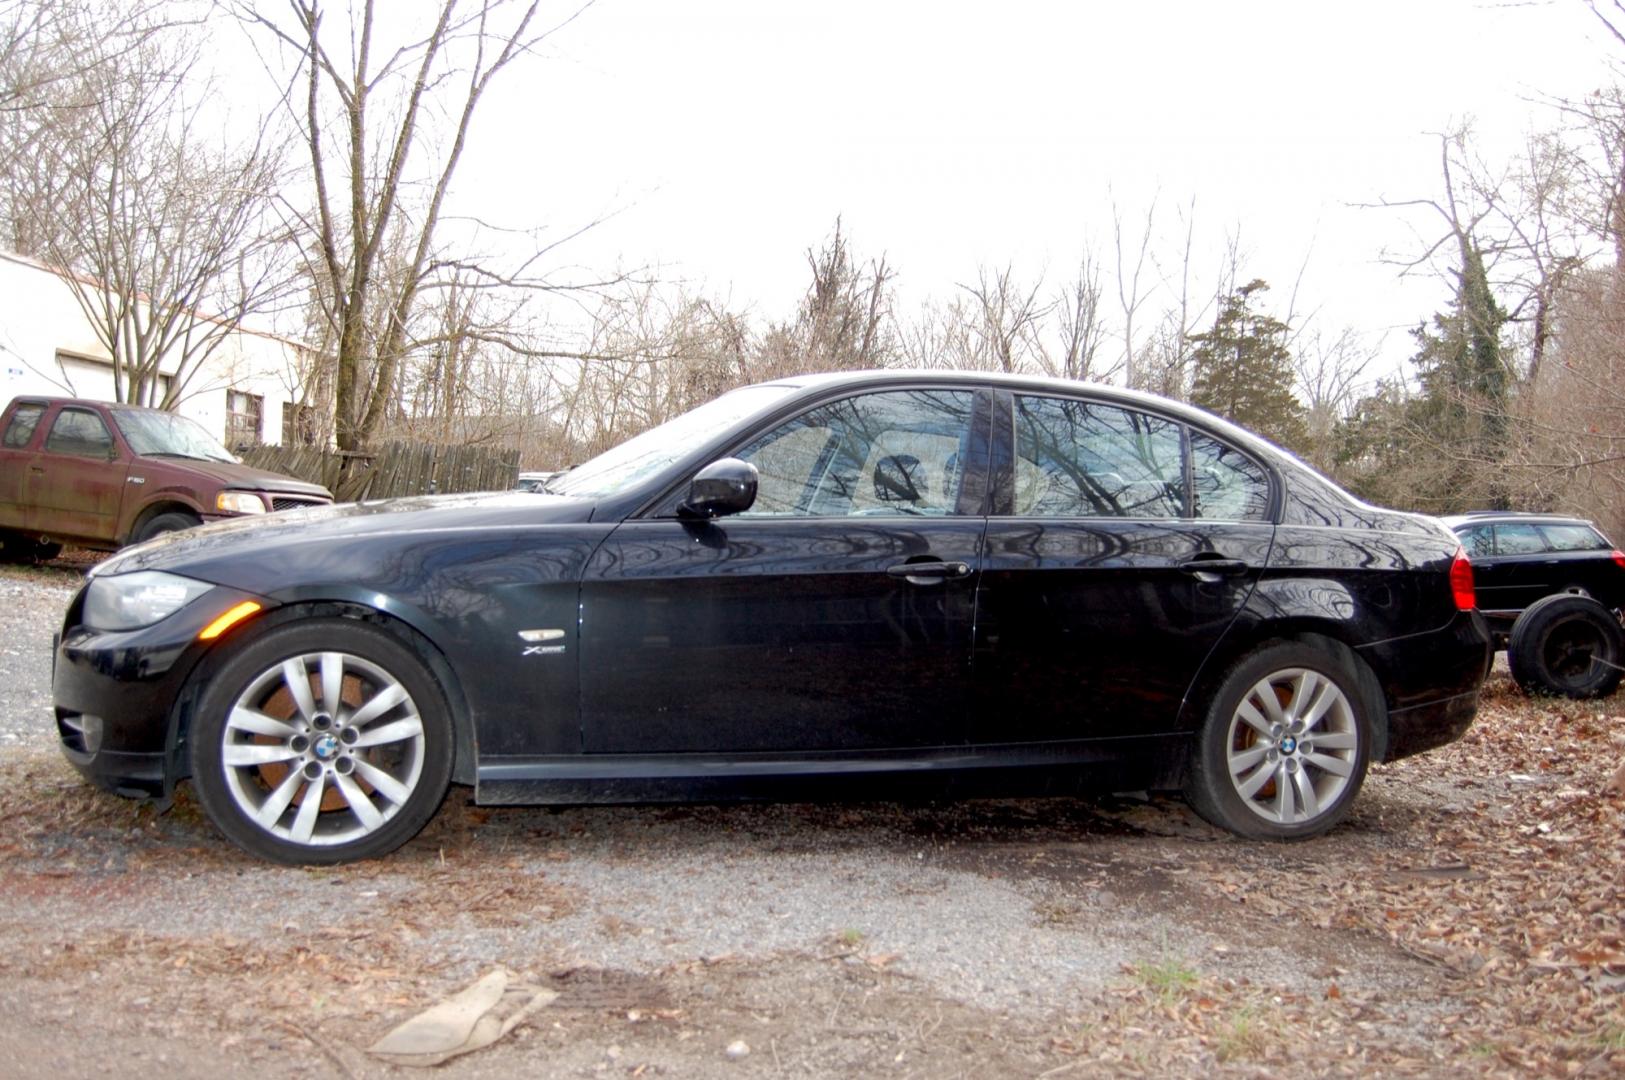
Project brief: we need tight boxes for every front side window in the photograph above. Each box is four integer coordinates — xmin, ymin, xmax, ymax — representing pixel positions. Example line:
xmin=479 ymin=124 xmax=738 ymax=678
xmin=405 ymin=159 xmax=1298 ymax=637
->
xmin=1012 ymin=395 xmax=1183 ymax=518
xmin=2 ymin=403 xmax=45 ymax=449
xmin=44 ymin=408 xmax=113 ymax=457
xmin=734 ymin=389 xmax=976 ymax=517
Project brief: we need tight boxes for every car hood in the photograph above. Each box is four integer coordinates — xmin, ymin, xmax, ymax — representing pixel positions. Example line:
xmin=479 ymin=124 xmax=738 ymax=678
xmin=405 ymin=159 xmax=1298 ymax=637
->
xmin=137 ymin=454 xmax=332 ymax=498
xmin=93 ymin=490 xmax=597 ymax=580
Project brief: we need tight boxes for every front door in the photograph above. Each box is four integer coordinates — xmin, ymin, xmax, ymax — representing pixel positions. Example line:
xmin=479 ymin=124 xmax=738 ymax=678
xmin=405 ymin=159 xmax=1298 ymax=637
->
xmin=580 ymin=386 xmax=989 ymax=754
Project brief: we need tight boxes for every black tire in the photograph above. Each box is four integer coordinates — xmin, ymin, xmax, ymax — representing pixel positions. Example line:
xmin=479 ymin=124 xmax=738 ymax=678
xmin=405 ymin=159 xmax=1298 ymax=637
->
xmin=1507 ymin=594 xmax=1625 ymax=699
xmin=135 ymin=511 xmax=201 ymax=543
xmin=0 ymin=530 xmax=61 ymax=563
xmin=189 ymin=619 xmax=454 ymax=864
xmin=1184 ymin=642 xmax=1373 ymax=840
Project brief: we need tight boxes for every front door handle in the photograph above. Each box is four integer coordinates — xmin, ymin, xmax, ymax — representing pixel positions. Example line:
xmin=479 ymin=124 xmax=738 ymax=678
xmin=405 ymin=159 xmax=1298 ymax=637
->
xmin=887 ymin=560 xmax=972 ymax=584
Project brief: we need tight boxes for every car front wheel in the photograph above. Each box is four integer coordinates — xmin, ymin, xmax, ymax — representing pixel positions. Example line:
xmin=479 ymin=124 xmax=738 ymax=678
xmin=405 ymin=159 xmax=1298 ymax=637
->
xmin=1185 ymin=643 xmax=1372 ymax=840
xmin=189 ymin=619 xmax=454 ymax=864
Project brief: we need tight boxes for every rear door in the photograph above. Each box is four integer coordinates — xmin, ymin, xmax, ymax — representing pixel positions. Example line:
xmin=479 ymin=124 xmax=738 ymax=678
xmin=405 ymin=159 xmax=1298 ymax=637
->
xmin=579 ymin=385 xmax=990 ymax=754
xmin=24 ymin=406 xmax=129 ymax=543
xmin=970 ymin=390 xmax=1274 ymax=744
xmin=0 ymin=401 xmax=48 ymax=529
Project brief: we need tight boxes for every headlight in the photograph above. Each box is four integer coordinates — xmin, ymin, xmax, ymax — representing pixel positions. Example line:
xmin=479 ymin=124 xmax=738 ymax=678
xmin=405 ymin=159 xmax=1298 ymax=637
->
xmin=83 ymin=571 xmax=214 ymax=631
xmin=216 ymin=491 xmax=267 ymax=514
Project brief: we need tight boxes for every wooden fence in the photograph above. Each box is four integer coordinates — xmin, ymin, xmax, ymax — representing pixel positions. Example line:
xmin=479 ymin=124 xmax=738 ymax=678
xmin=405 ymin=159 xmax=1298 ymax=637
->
xmin=242 ymin=441 xmax=521 ymax=502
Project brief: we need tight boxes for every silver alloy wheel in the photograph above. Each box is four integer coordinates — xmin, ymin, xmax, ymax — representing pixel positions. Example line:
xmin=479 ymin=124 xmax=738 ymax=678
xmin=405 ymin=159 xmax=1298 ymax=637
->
xmin=1224 ymin=666 xmax=1359 ymax=825
xmin=219 ymin=650 xmax=426 ymax=847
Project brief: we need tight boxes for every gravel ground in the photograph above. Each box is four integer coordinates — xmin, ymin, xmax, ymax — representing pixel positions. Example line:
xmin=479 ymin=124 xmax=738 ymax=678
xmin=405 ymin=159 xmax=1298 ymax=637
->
xmin=0 ymin=569 xmax=78 ymax=748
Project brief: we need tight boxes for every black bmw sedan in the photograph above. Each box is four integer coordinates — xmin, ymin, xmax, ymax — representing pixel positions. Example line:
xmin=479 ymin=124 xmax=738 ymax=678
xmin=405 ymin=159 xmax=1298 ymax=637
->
xmin=53 ymin=371 xmax=1492 ymax=863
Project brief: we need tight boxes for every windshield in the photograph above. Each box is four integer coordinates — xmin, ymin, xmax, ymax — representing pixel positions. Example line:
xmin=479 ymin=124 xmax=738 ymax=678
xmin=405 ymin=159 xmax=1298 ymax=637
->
xmin=110 ymin=408 xmax=237 ymax=463
xmin=548 ymin=384 xmax=799 ymax=499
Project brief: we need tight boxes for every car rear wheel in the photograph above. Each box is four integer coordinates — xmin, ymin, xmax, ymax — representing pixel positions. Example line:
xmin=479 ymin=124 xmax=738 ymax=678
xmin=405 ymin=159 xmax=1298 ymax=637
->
xmin=1507 ymin=594 xmax=1625 ymax=699
xmin=189 ymin=619 xmax=454 ymax=864
xmin=135 ymin=511 xmax=201 ymax=543
xmin=1185 ymin=643 xmax=1372 ymax=840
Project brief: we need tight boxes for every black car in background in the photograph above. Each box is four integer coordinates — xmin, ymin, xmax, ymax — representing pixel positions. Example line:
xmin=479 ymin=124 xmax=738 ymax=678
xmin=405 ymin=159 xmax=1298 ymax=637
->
xmin=52 ymin=372 xmax=1492 ymax=864
xmin=1443 ymin=512 xmax=1625 ymax=640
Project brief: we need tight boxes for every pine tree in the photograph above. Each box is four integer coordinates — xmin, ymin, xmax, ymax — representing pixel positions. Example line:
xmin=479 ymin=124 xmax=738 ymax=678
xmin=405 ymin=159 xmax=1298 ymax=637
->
xmin=1188 ymin=280 xmax=1309 ymax=452
xmin=1404 ymin=238 xmax=1512 ymax=509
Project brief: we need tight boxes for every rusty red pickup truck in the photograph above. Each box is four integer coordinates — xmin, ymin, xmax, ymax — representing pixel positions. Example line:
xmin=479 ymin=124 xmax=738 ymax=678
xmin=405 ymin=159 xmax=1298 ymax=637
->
xmin=0 ymin=395 xmax=332 ymax=560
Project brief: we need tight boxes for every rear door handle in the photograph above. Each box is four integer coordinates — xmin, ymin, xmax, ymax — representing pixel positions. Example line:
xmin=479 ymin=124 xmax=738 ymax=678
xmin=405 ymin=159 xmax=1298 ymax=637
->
xmin=1180 ymin=558 xmax=1249 ymax=576
xmin=887 ymin=560 xmax=972 ymax=583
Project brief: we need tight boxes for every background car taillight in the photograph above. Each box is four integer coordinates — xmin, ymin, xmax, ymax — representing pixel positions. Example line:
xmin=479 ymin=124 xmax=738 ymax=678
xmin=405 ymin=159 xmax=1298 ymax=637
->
xmin=1612 ymin=550 xmax=1625 ymax=570
xmin=1451 ymin=547 xmax=1476 ymax=610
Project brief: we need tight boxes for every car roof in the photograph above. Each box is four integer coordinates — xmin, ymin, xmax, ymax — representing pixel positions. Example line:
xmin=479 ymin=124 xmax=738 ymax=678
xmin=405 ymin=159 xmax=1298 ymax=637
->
xmin=759 ymin=368 xmax=1288 ymax=461
xmin=1441 ymin=511 xmax=1596 ymax=528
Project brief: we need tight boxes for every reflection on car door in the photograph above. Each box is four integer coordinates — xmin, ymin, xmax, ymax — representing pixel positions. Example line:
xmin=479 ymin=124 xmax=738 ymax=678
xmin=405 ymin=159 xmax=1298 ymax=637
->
xmin=1474 ymin=523 xmax=1551 ymax=612
xmin=25 ymin=406 xmax=128 ymax=542
xmin=579 ymin=387 xmax=991 ymax=754
xmin=970 ymin=390 xmax=1273 ymax=744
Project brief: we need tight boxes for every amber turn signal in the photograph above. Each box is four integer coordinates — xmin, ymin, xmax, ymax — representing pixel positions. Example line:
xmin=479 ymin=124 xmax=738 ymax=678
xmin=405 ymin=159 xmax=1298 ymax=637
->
xmin=197 ymin=601 xmax=263 ymax=641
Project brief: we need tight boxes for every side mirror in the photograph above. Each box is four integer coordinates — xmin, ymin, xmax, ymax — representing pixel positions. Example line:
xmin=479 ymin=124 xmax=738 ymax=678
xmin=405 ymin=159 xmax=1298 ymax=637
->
xmin=679 ymin=458 xmax=758 ymax=519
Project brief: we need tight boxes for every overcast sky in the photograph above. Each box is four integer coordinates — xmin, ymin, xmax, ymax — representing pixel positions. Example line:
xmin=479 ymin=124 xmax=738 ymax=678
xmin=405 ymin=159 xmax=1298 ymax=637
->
xmin=451 ymin=0 xmax=1619 ymax=378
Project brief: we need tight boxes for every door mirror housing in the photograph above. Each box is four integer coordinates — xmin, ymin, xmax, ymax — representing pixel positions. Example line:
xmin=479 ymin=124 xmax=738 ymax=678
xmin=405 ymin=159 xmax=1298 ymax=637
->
xmin=679 ymin=458 xmax=758 ymax=519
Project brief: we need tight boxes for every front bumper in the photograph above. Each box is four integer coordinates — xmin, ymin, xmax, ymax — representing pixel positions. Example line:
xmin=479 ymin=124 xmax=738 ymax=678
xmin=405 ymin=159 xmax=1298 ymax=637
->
xmin=53 ymin=581 xmax=269 ymax=799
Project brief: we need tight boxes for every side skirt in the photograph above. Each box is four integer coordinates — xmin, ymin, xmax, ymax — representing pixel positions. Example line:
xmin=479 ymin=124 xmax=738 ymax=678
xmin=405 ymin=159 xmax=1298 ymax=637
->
xmin=474 ymin=735 xmax=1191 ymax=805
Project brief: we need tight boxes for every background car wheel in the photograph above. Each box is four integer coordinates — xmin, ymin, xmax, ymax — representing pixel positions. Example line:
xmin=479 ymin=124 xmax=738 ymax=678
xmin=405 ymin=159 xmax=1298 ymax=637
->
xmin=136 ymin=511 xmax=201 ymax=543
xmin=1507 ymin=594 xmax=1625 ymax=699
xmin=189 ymin=619 xmax=454 ymax=864
xmin=1185 ymin=642 xmax=1373 ymax=840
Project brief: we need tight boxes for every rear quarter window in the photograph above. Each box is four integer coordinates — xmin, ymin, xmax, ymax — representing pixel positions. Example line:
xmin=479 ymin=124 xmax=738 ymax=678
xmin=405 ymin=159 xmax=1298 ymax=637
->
xmin=1539 ymin=524 xmax=1610 ymax=552
xmin=2 ymin=403 xmax=45 ymax=448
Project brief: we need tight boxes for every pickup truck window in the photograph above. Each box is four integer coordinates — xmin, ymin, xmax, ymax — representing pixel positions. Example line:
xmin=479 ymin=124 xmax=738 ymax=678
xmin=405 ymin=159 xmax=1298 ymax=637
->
xmin=45 ymin=407 xmax=114 ymax=457
xmin=2 ymin=402 xmax=44 ymax=448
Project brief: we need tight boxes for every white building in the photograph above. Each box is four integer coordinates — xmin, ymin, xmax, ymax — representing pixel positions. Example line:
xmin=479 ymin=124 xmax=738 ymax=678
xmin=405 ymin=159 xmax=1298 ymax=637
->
xmin=0 ymin=251 xmax=322 ymax=449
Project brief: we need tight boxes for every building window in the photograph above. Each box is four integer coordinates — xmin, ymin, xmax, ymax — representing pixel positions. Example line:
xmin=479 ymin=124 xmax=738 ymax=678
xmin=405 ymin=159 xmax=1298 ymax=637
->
xmin=282 ymin=402 xmax=319 ymax=447
xmin=226 ymin=390 xmax=263 ymax=449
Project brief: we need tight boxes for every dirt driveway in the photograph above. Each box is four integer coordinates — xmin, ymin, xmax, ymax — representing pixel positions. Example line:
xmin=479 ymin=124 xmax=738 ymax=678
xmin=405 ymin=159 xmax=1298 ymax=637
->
xmin=0 ymin=562 xmax=1620 ymax=1078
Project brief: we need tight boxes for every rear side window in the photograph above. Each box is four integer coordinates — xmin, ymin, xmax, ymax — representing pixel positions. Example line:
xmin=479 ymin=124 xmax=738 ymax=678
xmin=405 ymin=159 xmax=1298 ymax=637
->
xmin=1012 ymin=396 xmax=1183 ymax=518
xmin=44 ymin=407 xmax=113 ymax=457
xmin=1494 ymin=523 xmax=1547 ymax=555
xmin=2 ymin=403 xmax=45 ymax=448
xmin=1539 ymin=524 xmax=1609 ymax=552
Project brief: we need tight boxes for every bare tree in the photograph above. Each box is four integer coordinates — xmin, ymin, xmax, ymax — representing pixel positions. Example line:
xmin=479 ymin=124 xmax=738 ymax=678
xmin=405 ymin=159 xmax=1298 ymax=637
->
xmin=241 ymin=0 xmax=589 ymax=451
xmin=0 ymin=1 xmax=292 ymax=406
xmin=1039 ymin=254 xmax=1114 ymax=382
xmin=957 ymin=263 xmax=1052 ymax=373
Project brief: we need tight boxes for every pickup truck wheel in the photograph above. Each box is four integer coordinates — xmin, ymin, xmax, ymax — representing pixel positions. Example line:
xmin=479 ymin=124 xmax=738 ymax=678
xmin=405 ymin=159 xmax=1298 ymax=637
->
xmin=0 ymin=531 xmax=59 ymax=563
xmin=135 ymin=511 xmax=201 ymax=543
